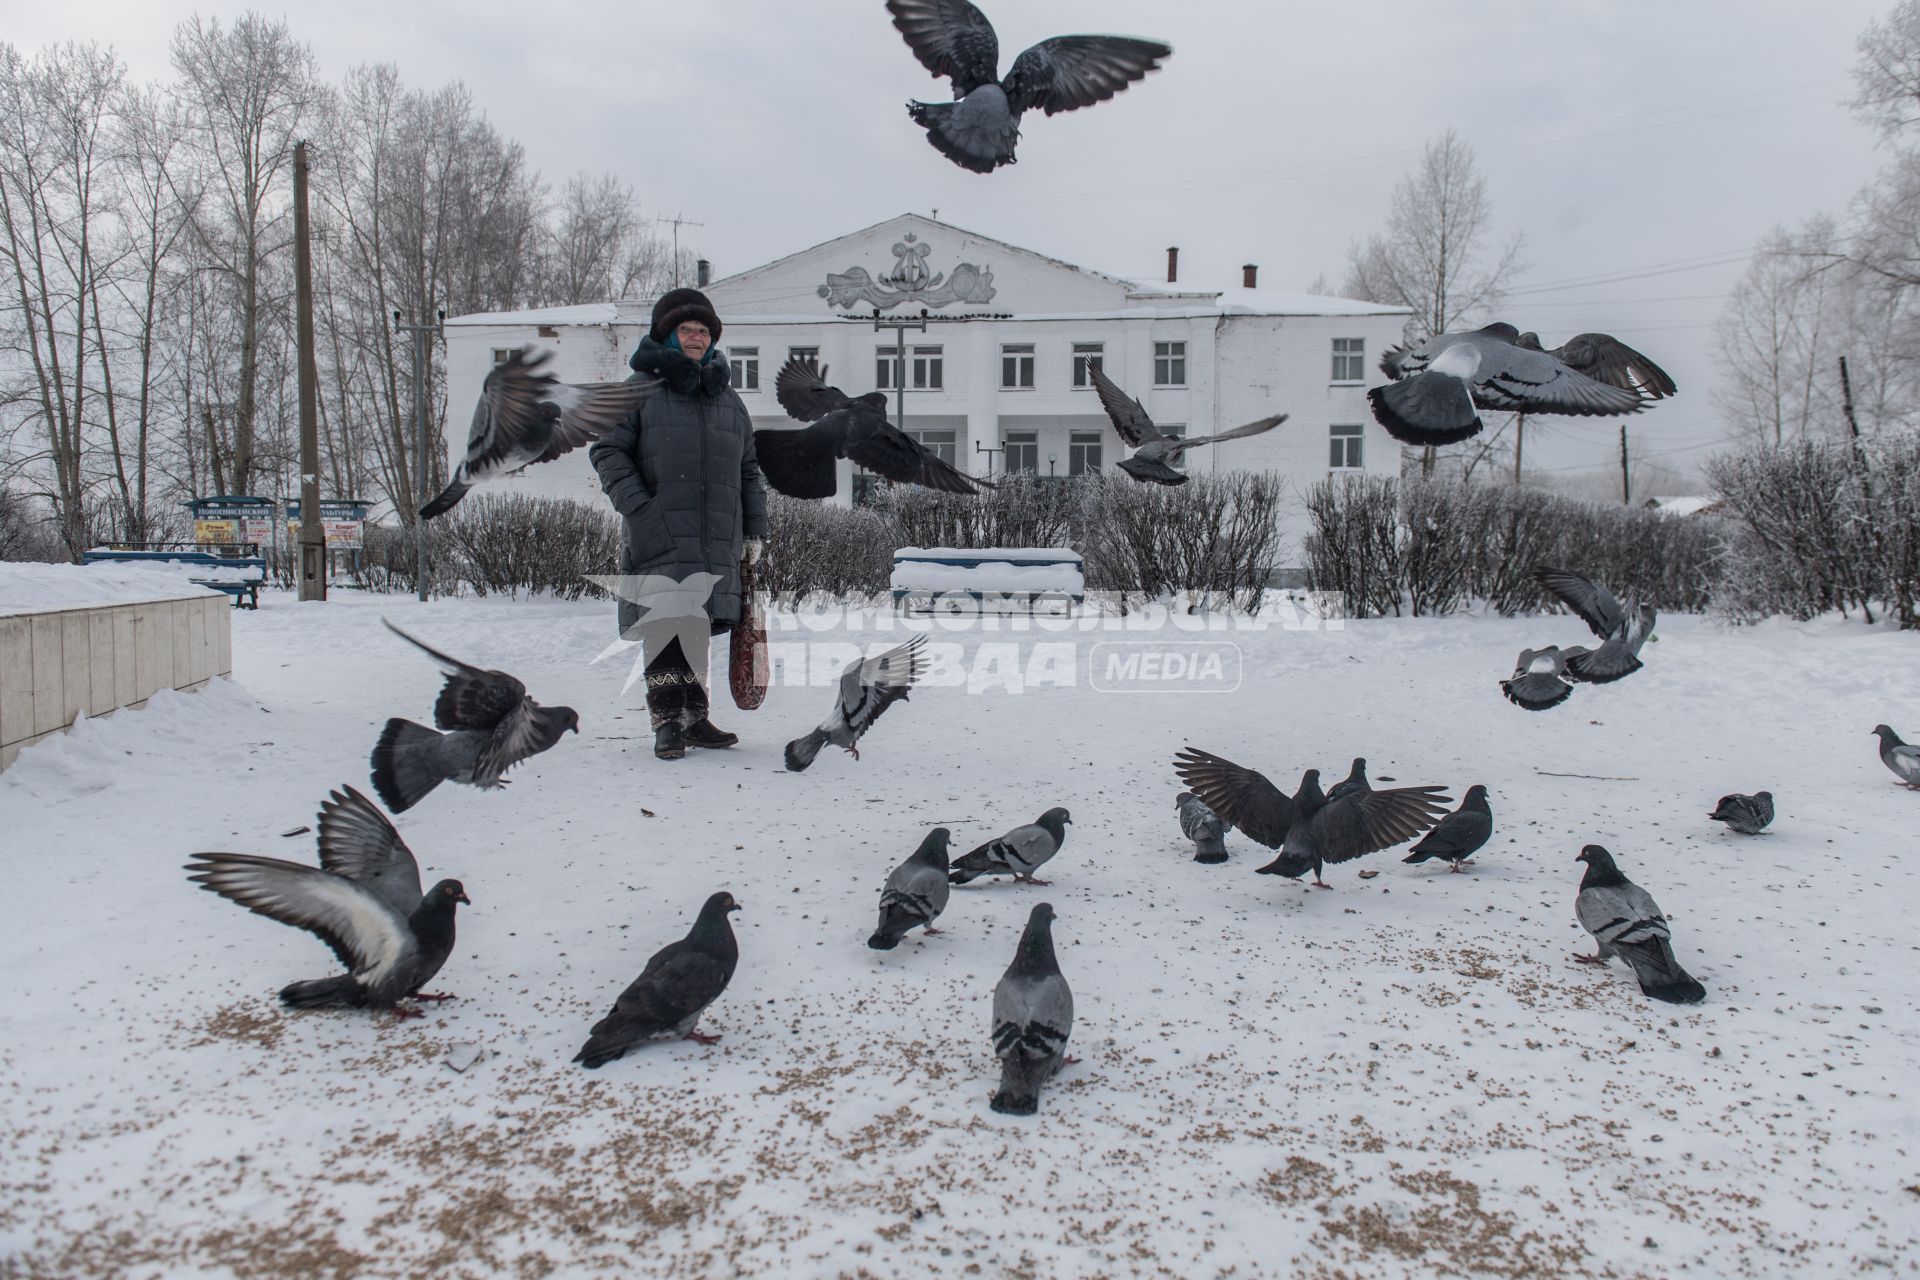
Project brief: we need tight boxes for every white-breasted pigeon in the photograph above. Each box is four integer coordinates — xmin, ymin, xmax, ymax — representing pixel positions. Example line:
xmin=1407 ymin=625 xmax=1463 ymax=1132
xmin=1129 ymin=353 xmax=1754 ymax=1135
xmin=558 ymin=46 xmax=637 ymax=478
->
xmin=990 ymin=902 xmax=1074 ymax=1115
xmin=1573 ymin=845 xmax=1705 ymax=1005
xmin=1175 ymin=791 xmax=1229 ymax=863
xmin=868 ymin=828 xmax=953 ymax=950
xmin=1500 ymin=645 xmax=1588 ymax=711
xmin=574 ymin=892 xmax=741 ymax=1068
xmin=950 ymin=807 xmax=1071 ymax=886
xmin=785 ymin=634 xmax=927 ymax=772
xmin=1087 ymin=362 xmax=1286 ymax=485
xmin=1872 ymin=725 xmax=1920 ymax=789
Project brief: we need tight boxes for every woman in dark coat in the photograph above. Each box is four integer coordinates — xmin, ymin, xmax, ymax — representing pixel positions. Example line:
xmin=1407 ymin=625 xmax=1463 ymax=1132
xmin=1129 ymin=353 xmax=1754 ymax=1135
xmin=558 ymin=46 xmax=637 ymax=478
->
xmin=589 ymin=288 xmax=768 ymax=760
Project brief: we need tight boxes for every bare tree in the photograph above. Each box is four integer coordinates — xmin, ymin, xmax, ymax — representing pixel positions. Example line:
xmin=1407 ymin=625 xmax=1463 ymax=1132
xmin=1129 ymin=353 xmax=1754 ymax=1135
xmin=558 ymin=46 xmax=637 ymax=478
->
xmin=1853 ymin=0 xmax=1920 ymax=140
xmin=1713 ymin=221 xmax=1836 ymax=446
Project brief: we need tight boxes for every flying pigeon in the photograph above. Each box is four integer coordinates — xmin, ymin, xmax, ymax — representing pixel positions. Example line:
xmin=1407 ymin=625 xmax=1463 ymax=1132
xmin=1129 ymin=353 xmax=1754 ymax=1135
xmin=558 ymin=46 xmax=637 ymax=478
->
xmin=1175 ymin=791 xmax=1229 ymax=863
xmin=421 ymin=348 xmax=658 ymax=518
xmin=1327 ymin=757 xmax=1370 ymax=802
xmin=868 ymin=828 xmax=953 ymax=950
xmin=1573 ymin=844 xmax=1705 ymax=1004
xmin=185 ymin=786 xmax=469 ymax=1015
xmin=1533 ymin=567 xmax=1656 ymax=684
xmin=1872 ymin=725 xmax=1920 ymax=789
xmin=1500 ymin=645 xmax=1589 ymax=711
xmin=371 ymin=619 xmax=579 ymax=812
xmin=785 ymin=634 xmax=927 ymax=772
xmin=757 ymin=358 xmax=990 ymax=499
xmin=1371 ymin=322 xmax=1649 ymax=446
xmin=1172 ymin=749 xmax=1449 ymax=888
xmin=886 ymin=0 xmax=1171 ymax=174
xmin=1515 ymin=331 xmax=1677 ymax=400
xmin=950 ymin=807 xmax=1072 ymax=886
xmin=573 ymin=891 xmax=741 ymax=1068
xmin=1403 ymin=785 xmax=1493 ymax=871
xmin=990 ymin=902 xmax=1074 ymax=1115
xmin=1086 ymin=363 xmax=1286 ymax=484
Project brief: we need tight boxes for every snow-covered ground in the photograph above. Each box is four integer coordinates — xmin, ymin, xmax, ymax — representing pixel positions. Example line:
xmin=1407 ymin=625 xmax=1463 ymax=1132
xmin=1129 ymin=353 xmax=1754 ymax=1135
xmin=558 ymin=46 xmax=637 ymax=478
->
xmin=3 ymin=589 xmax=1916 ymax=1278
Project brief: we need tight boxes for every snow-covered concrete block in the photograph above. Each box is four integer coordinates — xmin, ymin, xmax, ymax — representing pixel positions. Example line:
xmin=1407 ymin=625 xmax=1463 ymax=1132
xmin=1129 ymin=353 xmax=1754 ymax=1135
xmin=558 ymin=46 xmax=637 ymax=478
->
xmin=30 ymin=615 xmax=61 ymax=737
xmin=0 ymin=615 xmax=29 ymax=749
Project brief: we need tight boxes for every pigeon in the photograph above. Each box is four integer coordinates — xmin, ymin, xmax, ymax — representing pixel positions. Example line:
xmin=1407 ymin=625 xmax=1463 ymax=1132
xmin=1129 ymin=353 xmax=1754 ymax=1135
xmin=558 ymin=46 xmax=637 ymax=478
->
xmin=1707 ymin=791 xmax=1774 ymax=835
xmin=1872 ymin=725 xmax=1920 ymax=789
xmin=950 ymin=807 xmax=1071 ymax=886
xmin=185 ymin=785 xmax=469 ymax=1015
xmin=1533 ymin=567 xmax=1656 ymax=684
xmin=371 ymin=619 xmax=579 ymax=811
xmin=757 ymin=358 xmax=990 ymax=499
xmin=1175 ymin=791 xmax=1229 ymax=864
xmin=886 ymin=0 xmax=1171 ymax=174
xmin=1326 ymin=757 xmax=1371 ymax=802
xmin=573 ymin=891 xmax=741 ymax=1068
xmin=1515 ymin=331 xmax=1677 ymax=400
xmin=1087 ymin=362 xmax=1286 ymax=484
xmin=1403 ymin=785 xmax=1493 ymax=871
xmin=990 ymin=902 xmax=1074 ymax=1115
xmin=1371 ymin=322 xmax=1649 ymax=446
xmin=1172 ymin=749 xmax=1449 ymax=888
xmin=1500 ymin=645 xmax=1588 ymax=711
xmin=868 ymin=828 xmax=953 ymax=950
xmin=784 ymin=634 xmax=927 ymax=772
xmin=1572 ymin=845 xmax=1705 ymax=1004
xmin=421 ymin=348 xmax=658 ymax=518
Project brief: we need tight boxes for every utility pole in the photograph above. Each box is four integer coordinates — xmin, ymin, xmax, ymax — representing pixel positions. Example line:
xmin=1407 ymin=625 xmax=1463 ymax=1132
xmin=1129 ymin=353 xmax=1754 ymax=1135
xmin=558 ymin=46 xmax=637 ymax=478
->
xmin=872 ymin=310 xmax=926 ymax=436
xmin=394 ymin=309 xmax=445 ymax=602
xmin=1619 ymin=424 xmax=1631 ymax=506
xmin=663 ymin=212 xmax=705 ymax=288
xmin=1513 ymin=413 xmax=1527 ymax=485
xmin=294 ymin=141 xmax=325 ymax=601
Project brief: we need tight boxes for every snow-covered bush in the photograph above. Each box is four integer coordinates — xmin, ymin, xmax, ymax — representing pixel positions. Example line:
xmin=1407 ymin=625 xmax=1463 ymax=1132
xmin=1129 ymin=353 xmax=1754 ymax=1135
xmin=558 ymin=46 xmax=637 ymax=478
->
xmin=1075 ymin=472 xmax=1288 ymax=611
xmin=1302 ymin=476 xmax=1405 ymax=617
xmin=760 ymin=493 xmax=893 ymax=604
xmin=435 ymin=495 xmax=621 ymax=599
xmin=877 ymin=473 xmax=1081 ymax=551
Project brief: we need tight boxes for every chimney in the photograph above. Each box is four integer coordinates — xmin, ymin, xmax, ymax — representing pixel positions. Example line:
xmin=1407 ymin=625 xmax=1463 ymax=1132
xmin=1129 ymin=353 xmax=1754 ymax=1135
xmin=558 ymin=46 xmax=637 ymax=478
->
xmin=1242 ymin=263 xmax=1258 ymax=289
xmin=1166 ymin=246 xmax=1179 ymax=284
xmin=696 ymin=258 xmax=711 ymax=287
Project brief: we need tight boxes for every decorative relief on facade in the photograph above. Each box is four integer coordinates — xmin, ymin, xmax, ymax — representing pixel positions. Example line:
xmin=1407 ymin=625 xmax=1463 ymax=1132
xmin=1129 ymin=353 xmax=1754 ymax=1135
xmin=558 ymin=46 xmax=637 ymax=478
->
xmin=818 ymin=233 xmax=996 ymax=311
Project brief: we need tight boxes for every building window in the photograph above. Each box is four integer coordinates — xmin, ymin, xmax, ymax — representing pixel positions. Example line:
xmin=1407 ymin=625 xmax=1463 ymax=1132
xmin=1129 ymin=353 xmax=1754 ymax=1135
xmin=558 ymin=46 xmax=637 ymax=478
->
xmin=1332 ymin=337 xmax=1365 ymax=382
xmin=787 ymin=345 xmax=820 ymax=372
xmin=912 ymin=345 xmax=944 ymax=390
xmin=1004 ymin=430 xmax=1038 ymax=475
xmin=729 ymin=346 xmax=759 ymax=392
xmin=1068 ymin=430 xmax=1103 ymax=476
xmin=876 ymin=349 xmax=903 ymax=389
xmin=1001 ymin=344 xmax=1035 ymax=389
xmin=491 ymin=347 xmax=524 ymax=366
xmin=1072 ymin=343 xmax=1104 ymax=387
xmin=1154 ymin=341 xmax=1186 ymax=386
xmin=1330 ymin=423 xmax=1364 ymax=469
xmin=908 ymin=429 xmax=956 ymax=465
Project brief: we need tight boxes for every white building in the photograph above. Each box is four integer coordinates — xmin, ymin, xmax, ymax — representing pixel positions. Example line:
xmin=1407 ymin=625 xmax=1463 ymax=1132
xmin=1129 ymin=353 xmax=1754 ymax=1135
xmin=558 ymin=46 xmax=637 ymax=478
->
xmin=443 ymin=213 xmax=1411 ymax=567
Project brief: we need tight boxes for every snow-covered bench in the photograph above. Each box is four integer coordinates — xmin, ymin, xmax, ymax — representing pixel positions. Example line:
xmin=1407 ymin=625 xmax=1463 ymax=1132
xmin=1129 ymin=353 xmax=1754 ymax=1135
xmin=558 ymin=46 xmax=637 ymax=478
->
xmin=890 ymin=547 xmax=1084 ymax=616
xmin=82 ymin=546 xmax=267 ymax=609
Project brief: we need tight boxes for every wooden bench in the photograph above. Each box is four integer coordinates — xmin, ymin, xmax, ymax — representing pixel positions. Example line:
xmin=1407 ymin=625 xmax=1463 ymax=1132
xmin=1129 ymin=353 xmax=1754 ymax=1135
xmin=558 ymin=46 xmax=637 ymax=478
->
xmin=890 ymin=547 xmax=1084 ymax=617
xmin=82 ymin=544 xmax=267 ymax=609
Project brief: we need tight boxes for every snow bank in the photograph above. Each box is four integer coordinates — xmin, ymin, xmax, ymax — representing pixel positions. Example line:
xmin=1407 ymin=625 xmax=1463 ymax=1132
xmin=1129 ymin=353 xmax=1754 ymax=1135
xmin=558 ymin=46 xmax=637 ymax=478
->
xmin=0 ymin=561 xmax=224 ymax=615
xmin=889 ymin=561 xmax=1085 ymax=593
xmin=893 ymin=546 xmax=1083 ymax=563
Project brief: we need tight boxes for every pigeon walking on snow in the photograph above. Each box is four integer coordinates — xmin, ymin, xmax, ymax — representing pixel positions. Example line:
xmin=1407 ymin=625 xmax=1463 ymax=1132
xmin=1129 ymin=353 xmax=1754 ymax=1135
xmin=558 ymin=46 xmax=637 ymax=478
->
xmin=185 ymin=786 xmax=469 ymax=1015
xmin=950 ymin=807 xmax=1072 ymax=886
xmin=886 ymin=0 xmax=1171 ymax=174
xmin=573 ymin=892 xmax=741 ymax=1068
xmin=1573 ymin=845 xmax=1705 ymax=1005
xmin=869 ymin=828 xmax=953 ymax=950
xmin=1872 ymin=725 xmax=1920 ymax=789
xmin=1176 ymin=791 xmax=1229 ymax=864
xmin=371 ymin=620 xmax=579 ymax=812
xmin=421 ymin=349 xmax=658 ymax=518
xmin=990 ymin=903 xmax=1074 ymax=1115
xmin=1500 ymin=645 xmax=1588 ymax=711
xmin=1403 ymin=785 xmax=1493 ymax=871
xmin=758 ymin=359 xmax=990 ymax=499
xmin=1533 ymin=567 xmax=1656 ymax=684
xmin=1371 ymin=322 xmax=1651 ymax=446
xmin=785 ymin=634 xmax=927 ymax=772
xmin=1087 ymin=363 xmax=1286 ymax=485
xmin=1708 ymin=791 xmax=1774 ymax=834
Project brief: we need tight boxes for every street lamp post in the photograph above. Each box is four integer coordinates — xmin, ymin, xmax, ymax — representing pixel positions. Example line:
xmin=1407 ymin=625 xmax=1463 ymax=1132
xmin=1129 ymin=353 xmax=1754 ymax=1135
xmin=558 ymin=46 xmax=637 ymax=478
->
xmin=1048 ymin=453 xmax=1057 ymax=478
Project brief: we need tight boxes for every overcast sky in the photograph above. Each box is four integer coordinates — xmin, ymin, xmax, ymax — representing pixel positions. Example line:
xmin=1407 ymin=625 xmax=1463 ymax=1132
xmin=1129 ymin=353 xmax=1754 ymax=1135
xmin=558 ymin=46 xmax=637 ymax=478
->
xmin=17 ymin=0 xmax=1901 ymax=488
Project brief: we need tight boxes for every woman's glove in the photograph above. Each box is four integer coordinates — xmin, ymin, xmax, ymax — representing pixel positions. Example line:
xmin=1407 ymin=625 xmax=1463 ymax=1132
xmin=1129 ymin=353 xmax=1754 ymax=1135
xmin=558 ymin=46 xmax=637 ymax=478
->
xmin=743 ymin=538 xmax=765 ymax=566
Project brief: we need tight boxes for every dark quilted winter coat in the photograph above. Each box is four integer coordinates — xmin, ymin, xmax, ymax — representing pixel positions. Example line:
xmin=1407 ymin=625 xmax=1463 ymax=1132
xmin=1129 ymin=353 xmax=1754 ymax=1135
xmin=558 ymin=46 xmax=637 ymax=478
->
xmin=589 ymin=336 xmax=768 ymax=632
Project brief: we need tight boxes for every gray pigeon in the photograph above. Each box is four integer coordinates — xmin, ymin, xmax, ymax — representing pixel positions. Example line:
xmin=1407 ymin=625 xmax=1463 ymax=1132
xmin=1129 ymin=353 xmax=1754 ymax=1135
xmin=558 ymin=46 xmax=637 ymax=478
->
xmin=950 ymin=807 xmax=1071 ymax=886
xmin=785 ymin=634 xmax=927 ymax=772
xmin=422 ymin=348 xmax=658 ymax=518
xmin=1372 ymin=322 xmax=1649 ymax=445
xmin=1087 ymin=362 xmax=1286 ymax=484
xmin=1403 ymin=785 xmax=1493 ymax=871
xmin=371 ymin=619 xmax=579 ymax=811
xmin=761 ymin=359 xmax=990 ymax=498
xmin=574 ymin=892 xmax=741 ymax=1068
xmin=1708 ymin=791 xmax=1774 ymax=835
xmin=1573 ymin=845 xmax=1705 ymax=1005
xmin=185 ymin=786 xmax=469 ymax=1015
xmin=1173 ymin=749 xmax=1450 ymax=888
xmin=1500 ymin=645 xmax=1588 ymax=711
xmin=1872 ymin=725 xmax=1920 ymax=789
xmin=1534 ymin=567 xmax=1656 ymax=684
xmin=887 ymin=0 xmax=1171 ymax=174
xmin=1175 ymin=791 xmax=1229 ymax=863
xmin=1515 ymin=331 xmax=1678 ymax=399
xmin=990 ymin=903 xmax=1074 ymax=1115
xmin=1326 ymin=757 xmax=1370 ymax=801
xmin=869 ymin=828 xmax=953 ymax=950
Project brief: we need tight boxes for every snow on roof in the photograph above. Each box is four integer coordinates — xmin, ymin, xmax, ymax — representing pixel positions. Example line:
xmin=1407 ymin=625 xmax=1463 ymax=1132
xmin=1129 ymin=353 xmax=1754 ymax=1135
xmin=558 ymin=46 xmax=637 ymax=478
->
xmin=445 ymin=301 xmax=640 ymax=328
xmin=1646 ymin=495 xmax=1720 ymax=517
xmin=1121 ymin=277 xmax=1411 ymax=317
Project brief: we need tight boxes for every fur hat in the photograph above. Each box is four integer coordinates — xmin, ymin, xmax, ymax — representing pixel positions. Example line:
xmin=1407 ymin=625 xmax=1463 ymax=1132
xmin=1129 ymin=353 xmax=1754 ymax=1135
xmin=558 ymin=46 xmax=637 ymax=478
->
xmin=650 ymin=288 xmax=722 ymax=344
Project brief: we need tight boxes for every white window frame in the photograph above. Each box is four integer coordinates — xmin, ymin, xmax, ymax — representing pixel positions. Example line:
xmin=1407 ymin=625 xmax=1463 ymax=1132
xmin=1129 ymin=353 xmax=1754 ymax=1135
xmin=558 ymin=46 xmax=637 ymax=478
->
xmin=1068 ymin=429 xmax=1103 ymax=476
xmin=912 ymin=345 xmax=943 ymax=390
xmin=876 ymin=349 xmax=903 ymax=389
xmin=1001 ymin=343 xmax=1035 ymax=390
xmin=1332 ymin=337 xmax=1366 ymax=384
xmin=787 ymin=345 xmax=820 ymax=372
xmin=1004 ymin=430 xmax=1039 ymax=475
xmin=490 ymin=347 xmax=523 ymax=366
xmin=728 ymin=346 xmax=759 ymax=392
xmin=1329 ymin=423 xmax=1364 ymax=469
xmin=1153 ymin=341 xmax=1187 ymax=387
xmin=1072 ymin=342 xmax=1104 ymax=388
xmin=907 ymin=428 xmax=957 ymax=465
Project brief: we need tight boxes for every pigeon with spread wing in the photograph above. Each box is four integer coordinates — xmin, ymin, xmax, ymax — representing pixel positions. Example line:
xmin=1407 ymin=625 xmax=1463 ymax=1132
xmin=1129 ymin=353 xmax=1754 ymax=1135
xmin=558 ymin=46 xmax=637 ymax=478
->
xmin=1087 ymin=363 xmax=1287 ymax=484
xmin=757 ymin=358 xmax=990 ymax=499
